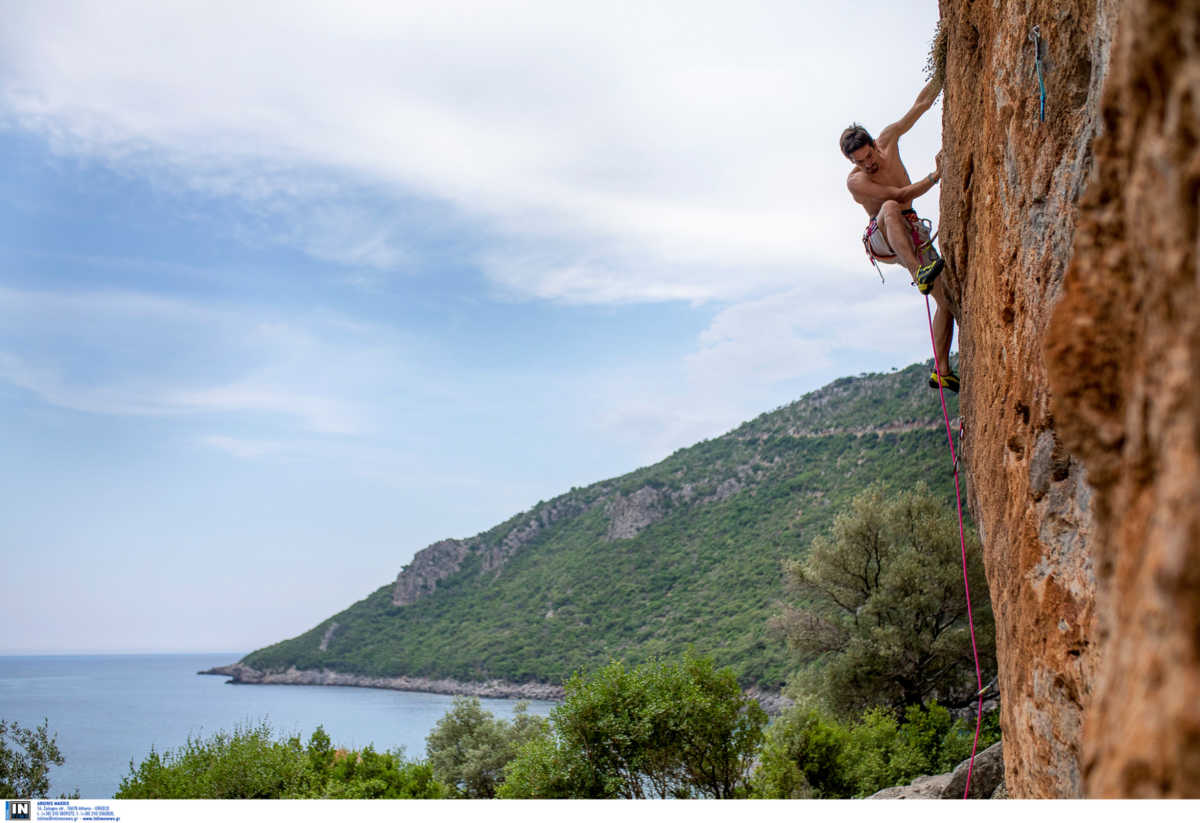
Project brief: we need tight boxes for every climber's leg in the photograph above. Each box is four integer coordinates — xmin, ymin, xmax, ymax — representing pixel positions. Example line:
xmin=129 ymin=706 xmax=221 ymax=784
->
xmin=878 ymin=200 xmax=922 ymax=275
xmin=930 ymin=277 xmax=956 ymax=386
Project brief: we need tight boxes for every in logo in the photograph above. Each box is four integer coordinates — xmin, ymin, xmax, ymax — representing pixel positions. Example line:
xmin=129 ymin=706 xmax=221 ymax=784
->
xmin=4 ymin=801 xmax=30 ymax=821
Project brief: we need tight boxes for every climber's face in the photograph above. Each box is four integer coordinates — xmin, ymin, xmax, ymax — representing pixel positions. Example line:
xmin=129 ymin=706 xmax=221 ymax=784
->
xmin=850 ymin=144 xmax=880 ymax=175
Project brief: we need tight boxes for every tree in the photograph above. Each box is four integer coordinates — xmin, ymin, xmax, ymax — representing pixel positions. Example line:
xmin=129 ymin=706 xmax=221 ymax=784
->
xmin=499 ymin=652 xmax=766 ymax=799
xmin=773 ymin=482 xmax=995 ymax=716
xmin=0 ymin=718 xmax=76 ymax=798
xmin=424 ymin=697 xmax=548 ymax=798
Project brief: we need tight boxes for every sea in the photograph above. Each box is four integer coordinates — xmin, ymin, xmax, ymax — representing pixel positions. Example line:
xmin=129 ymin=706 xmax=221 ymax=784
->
xmin=0 ymin=653 xmax=556 ymax=799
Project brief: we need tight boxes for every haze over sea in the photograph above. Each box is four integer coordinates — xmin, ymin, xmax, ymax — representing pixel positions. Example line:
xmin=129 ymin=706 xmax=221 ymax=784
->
xmin=0 ymin=653 xmax=553 ymax=798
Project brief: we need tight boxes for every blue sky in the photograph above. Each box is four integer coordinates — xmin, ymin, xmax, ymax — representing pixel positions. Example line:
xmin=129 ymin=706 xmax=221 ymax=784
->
xmin=1 ymin=0 xmax=945 ymax=654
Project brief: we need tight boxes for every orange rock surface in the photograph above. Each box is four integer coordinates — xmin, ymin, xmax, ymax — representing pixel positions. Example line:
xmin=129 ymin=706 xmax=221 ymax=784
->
xmin=936 ymin=0 xmax=1118 ymax=796
xmin=939 ymin=0 xmax=1200 ymax=796
xmin=1045 ymin=0 xmax=1200 ymax=797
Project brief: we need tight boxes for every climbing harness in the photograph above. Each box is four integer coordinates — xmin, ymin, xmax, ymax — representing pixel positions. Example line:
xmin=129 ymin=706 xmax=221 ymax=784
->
xmin=1030 ymin=26 xmax=1046 ymax=122
xmin=924 ymin=296 xmax=985 ymax=799
xmin=862 ymin=212 xmax=939 ymax=283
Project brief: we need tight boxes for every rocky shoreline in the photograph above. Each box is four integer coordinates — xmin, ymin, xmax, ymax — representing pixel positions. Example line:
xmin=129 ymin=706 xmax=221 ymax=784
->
xmin=198 ymin=663 xmax=567 ymax=701
xmin=198 ymin=663 xmax=793 ymax=714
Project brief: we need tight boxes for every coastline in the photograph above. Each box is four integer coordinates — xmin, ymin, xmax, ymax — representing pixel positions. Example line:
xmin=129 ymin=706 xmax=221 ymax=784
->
xmin=199 ymin=663 xmax=793 ymax=714
xmin=198 ymin=663 xmax=566 ymax=701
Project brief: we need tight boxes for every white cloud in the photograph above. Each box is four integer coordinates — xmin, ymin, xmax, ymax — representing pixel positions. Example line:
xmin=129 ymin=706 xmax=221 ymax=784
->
xmin=168 ymin=382 xmax=362 ymax=435
xmin=0 ymin=287 xmax=403 ymax=434
xmin=1 ymin=0 xmax=944 ymax=303
xmin=199 ymin=434 xmax=286 ymax=459
xmin=688 ymin=275 xmax=930 ymax=387
xmin=570 ymin=268 xmax=940 ymax=463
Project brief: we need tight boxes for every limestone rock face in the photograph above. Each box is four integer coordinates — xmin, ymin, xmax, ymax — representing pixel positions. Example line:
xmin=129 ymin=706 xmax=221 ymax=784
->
xmin=392 ymin=538 xmax=472 ymax=606
xmin=392 ymin=496 xmax=592 ymax=606
xmin=606 ymin=486 xmax=666 ymax=540
xmin=937 ymin=0 xmax=1118 ymax=797
xmin=1044 ymin=0 xmax=1200 ymax=797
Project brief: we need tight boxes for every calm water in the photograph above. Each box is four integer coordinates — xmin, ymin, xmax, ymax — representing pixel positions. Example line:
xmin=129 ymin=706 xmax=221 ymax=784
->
xmin=0 ymin=654 xmax=555 ymax=798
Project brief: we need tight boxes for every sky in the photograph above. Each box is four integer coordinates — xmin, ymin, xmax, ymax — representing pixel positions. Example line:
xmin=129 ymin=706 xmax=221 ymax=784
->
xmin=0 ymin=0 xmax=946 ymax=654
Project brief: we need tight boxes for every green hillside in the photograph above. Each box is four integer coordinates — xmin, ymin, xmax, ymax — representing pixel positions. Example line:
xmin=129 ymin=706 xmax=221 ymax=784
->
xmin=242 ymin=360 xmax=962 ymax=690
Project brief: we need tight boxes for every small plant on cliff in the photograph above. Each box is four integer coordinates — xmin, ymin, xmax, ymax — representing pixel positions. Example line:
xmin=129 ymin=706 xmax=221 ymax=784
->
xmin=773 ymin=482 xmax=995 ymax=717
xmin=924 ymin=19 xmax=947 ymax=89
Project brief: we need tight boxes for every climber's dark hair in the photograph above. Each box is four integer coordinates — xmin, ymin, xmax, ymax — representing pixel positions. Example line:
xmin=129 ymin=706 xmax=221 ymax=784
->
xmin=840 ymin=123 xmax=875 ymax=158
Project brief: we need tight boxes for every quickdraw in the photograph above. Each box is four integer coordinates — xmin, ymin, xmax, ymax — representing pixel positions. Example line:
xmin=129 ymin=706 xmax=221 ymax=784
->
xmin=952 ymin=417 xmax=965 ymax=475
xmin=1030 ymin=25 xmax=1046 ymax=122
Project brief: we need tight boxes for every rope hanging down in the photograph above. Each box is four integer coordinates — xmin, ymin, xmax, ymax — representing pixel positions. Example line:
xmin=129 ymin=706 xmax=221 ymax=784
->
xmin=924 ymin=294 xmax=985 ymax=799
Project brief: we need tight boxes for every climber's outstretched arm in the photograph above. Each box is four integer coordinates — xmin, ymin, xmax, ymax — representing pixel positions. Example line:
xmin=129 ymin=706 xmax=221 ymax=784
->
xmin=877 ymin=78 xmax=942 ymax=149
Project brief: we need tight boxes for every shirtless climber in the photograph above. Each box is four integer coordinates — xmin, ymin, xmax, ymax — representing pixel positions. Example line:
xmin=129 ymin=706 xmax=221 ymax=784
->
xmin=842 ymin=78 xmax=958 ymax=392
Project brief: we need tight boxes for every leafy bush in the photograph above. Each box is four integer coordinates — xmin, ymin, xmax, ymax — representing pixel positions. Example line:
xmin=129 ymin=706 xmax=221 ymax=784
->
xmin=751 ymin=702 xmax=851 ymax=798
xmin=115 ymin=721 xmax=447 ymax=799
xmin=753 ymin=701 xmax=1001 ymax=798
xmin=500 ymin=653 xmax=766 ymax=798
xmin=424 ymin=697 xmax=548 ymax=797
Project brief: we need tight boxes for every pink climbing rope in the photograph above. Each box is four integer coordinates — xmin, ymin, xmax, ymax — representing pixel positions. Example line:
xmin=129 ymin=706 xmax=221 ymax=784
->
xmin=924 ymin=294 xmax=985 ymax=800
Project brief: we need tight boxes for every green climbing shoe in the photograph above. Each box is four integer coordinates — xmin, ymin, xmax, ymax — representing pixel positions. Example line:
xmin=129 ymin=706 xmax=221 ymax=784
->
xmin=928 ymin=370 xmax=960 ymax=393
xmin=916 ymin=258 xmax=944 ymax=295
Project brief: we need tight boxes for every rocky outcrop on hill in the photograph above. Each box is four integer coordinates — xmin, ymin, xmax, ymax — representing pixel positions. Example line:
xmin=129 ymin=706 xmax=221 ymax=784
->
xmin=392 ymin=538 xmax=472 ymax=606
xmin=392 ymin=495 xmax=592 ymax=606
xmin=1043 ymin=0 xmax=1200 ymax=798
xmin=605 ymin=486 xmax=666 ymax=540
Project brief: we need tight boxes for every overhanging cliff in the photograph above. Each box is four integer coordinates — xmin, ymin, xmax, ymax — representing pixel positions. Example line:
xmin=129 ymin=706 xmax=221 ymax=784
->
xmin=939 ymin=0 xmax=1200 ymax=797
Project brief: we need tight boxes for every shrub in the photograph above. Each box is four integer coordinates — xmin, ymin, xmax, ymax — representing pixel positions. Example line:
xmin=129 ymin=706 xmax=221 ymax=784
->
xmin=500 ymin=653 xmax=766 ymax=798
xmin=425 ymin=697 xmax=548 ymax=797
xmin=115 ymin=721 xmax=448 ymax=799
xmin=752 ymin=703 xmax=851 ymax=798
xmin=752 ymin=701 xmax=1001 ymax=798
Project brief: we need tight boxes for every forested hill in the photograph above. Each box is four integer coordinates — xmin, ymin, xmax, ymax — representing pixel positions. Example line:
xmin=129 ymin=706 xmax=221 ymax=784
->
xmin=237 ymin=360 xmax=961 ymax=691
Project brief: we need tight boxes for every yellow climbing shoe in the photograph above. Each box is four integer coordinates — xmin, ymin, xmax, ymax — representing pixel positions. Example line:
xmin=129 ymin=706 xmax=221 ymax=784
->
xmin=916 ymin=258 xmax=944 ymax=295
xmin=929 ymin=370 xmax=960 ymax=393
